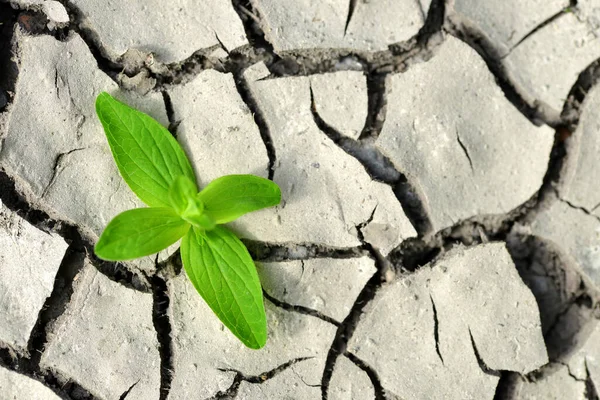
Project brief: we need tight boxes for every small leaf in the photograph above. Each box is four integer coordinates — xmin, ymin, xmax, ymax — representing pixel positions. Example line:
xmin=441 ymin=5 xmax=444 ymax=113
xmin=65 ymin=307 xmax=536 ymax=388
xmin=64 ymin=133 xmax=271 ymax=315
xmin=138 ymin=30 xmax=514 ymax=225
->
xmin=96 ymin=92 xmax=197 ymax=208
xmin=181 ymin=200 xmax=217 ymax=231
xmin=169 ymin=175 xmax=198 ymax=215
xmin=96 ymin=207 xmax=190 ymax=261
xmin=198 ymin=175 xmax=281 ymax=224
xmin=169 ymin=175 xmax=216 ymax=230
xmin=181 ymin=225 xmax=267 ymax=349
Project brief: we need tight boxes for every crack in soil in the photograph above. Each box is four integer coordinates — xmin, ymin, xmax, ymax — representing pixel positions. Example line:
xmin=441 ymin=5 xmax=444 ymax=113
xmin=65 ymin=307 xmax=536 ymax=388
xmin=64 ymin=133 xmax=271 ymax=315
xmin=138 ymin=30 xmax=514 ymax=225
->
xmin=118 ymin=380 xmax=139 ymax=400
xmin=561 ymin=57 xmax=600 ymax=127
xmin=321 ymin=216 xmax=393 ymax=399
xmin=8 ymin=0 xmax=450 ymax=93
xmin=558 ymin=194 xmax=600 ymax=223
xmin=0 ymin=340 xmax=99 ymax=400
xmin=158 ymin=241 xmax=367 ymax=278
xmin=492 ymin=371 xmax=522 ymax=400
xmin=0 ymin=2 xmax=18 ymax=113
xmin=41 ymin=147 xmax=86 ymax=198
xmin=344 ymin=351 xmax=387 ymax=400
xmin=161 ymin=91 xmax=179 ymax=138
xmin=430 ymin=295 xmax=444 ymax=365
xmin=243 ymin=240 xmax=367 ymax=262
xmin=585 ymin=359 xmax=600 ymax=400
xmin=312 ymin=103 xmax=586 ymax=396
xmin=208 ymin=357 xmax=313 ymax=399
xmin=358 ymin=73 xmax=387 ymax=141
xmin=558 ymin=361 xmax=587 ymax=382
xmin=517 ymin=127 xmax=571 ymax=225
xmin=1 ymin=0 xmax=600 ymax=396
xmin=344 ymin=0 xmax=359 ymax=36
xmin=455 ymin=128 xmax=474 ymax=172
xmin=469 ymin=328 xmax=501 ymax=377
xmin=214 ymin=32 xmax=230 ymax=55
xmin=263 ymin=290 xmax=341 ymax=327
xmin=446 ymin=15 xmax=560 ymax=127
xmin=151 ymin=45 xmax=222 ymax=89
xmin=233 ymin=67 xmax=277 ymax=180
xmin=0 ymin=169 xmax=151 ymax=292
xmin=309 ymin=84 xmax=433 ymax=236
xmin=26 ymin=248 xmax=85 ymax=369
xmin=231 ymin=0 xmax=275 ymax=54
xmin=148 ymin=274 xmax=174 ymax=400
xmin=52 ymin=0 xmax=122 ymax=76
xmin=506 ymin=4 xmax=573 ymax=54
xmin=542 ymin=292 xmax=598 ymax=363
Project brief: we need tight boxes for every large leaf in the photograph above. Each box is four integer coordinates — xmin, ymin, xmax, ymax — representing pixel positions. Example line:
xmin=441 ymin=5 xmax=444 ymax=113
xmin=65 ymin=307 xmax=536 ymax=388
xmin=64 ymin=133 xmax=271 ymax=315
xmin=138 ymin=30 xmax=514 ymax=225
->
xmin=198 ymin=175 xmax=281 ymax=224
xmin=95 ymin=207 xmax=190 ymax=261
xmin=96 ymin=92 xmax=197 ymax=208
xmin=181 ymin=225 xmax=267 ymax=349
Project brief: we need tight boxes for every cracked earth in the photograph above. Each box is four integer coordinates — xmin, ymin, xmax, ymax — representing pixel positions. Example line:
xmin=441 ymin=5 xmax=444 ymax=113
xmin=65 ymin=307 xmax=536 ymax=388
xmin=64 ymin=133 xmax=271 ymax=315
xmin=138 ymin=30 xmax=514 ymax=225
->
xmin=0 ymin=0 xmax=600 ymax=399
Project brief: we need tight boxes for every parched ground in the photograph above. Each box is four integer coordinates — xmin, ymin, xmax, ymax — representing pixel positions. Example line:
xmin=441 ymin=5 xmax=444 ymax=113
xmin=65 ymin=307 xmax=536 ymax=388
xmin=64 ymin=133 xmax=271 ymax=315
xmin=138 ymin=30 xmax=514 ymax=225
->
xmin=0 ymin=0 xmax=599 ymax=399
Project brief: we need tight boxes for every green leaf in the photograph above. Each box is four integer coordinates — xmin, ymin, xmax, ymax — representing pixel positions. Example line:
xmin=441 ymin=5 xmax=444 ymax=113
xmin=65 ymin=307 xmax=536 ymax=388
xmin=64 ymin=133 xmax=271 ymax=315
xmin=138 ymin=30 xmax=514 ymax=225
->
xmin=181 ymin=225 xmax=267 ymax=349
xmin=96 ymin=92 xmax=197 ymax=208
xmin=198 ymin=175 xmax=281 ymax=224
xmin=169 ymin=175 xmax=198 ymax=215
xmin=95 ymin=207 xmax=190 ymax=261
xmin=181 ymin=200 xmax=217 ymax=231
xmin=169 ymin=176 xmax=216 ymax=230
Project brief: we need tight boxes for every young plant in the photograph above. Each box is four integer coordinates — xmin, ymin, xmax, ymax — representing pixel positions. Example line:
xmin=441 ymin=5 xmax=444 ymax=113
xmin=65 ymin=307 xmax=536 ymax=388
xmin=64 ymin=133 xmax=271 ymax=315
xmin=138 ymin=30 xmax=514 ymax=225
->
xmin=94 ymin=92 xmax=280 ymax=349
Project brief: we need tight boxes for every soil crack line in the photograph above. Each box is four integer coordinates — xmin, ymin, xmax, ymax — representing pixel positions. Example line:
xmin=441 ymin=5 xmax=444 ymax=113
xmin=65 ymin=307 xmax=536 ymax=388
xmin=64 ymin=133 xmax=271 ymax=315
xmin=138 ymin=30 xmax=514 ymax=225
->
xmin=506 ymin=4 xmax=574 ymax=55
xmin=41 ymin=147 xmax=86 ymax=198
xmin=344 ymin=351 xmax=387 ymax=400
xmin=148 ymin=274 xmax=174 ymax=400
xmin=0 ymin=341 xmax=99 ymax=400
xmin=492 ymin=371 xmax=522 ymax=400
xmin=561 ymin=57 xmax=600 ymax=127
xmin=233 ymin=69 xmax=277 ymax=180
xmin=119 ymin=380 xmax=140 ymax=400
xmin=557 ymin=193 xmax=600 ymax=223
xmin=9 ymin=0 xmax=449 ymax=92
xmin=243 ymin=240 xmax=367 ymax=262
xmin=231 ymin=0 xmax=275 ymax=53
xmin=469 ymin=328 xmax=501 ymax=377
xmin=358 ymin=73 xmax=387 ymax=141
xmin=263 ymin=289 xmax=341 ymax=327
xmin=209 ymin=357 xmax=313 ymax=399
xmin=585 ymin=359 xmax=600 ymax=400
xmin=53 ymin=0 xmax=122 ymax=75
xmin=161 ymin=91 xmax=180 ymax=138
xmin=310 ymin=84 xmax=433 ymax=236
xmin=430 ymin=295 xmax=444 ymax=365
xmin=320 ymin=242 xmax=392 ymax=399
xmin=445 ymin=19 xmax=560 ymax=127
xmin=344 ymin=0 xmax=359 ymax=35
xmin=557 ymin=361 xmax=587 ymax=382
xmin=158 ymin=241 xmax=367 ymax=277
xmin=25 ymin=247 xmax=85 ymax=369
xmin=0 ymin=169 xmax=151 ymax=292
xmin=455 ymin=129 xmax=473 ymax=172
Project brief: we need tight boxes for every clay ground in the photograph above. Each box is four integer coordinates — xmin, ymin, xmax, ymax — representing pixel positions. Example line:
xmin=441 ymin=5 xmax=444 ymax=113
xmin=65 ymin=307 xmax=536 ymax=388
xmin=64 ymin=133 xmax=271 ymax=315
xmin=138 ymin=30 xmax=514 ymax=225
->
xmin=0 ymin=0 xmax=599 ymax=399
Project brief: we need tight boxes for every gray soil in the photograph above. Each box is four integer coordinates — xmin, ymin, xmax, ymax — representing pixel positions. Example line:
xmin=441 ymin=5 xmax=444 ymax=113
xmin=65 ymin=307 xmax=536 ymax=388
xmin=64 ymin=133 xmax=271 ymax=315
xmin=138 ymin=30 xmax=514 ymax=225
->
xmin=0 ymin=0 xmax=599 ymax=399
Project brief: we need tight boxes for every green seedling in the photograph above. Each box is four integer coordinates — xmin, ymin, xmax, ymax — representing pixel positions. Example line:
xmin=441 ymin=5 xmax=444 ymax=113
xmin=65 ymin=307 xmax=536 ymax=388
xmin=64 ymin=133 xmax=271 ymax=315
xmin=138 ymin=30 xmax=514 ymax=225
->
xmin=94 ymin=92 xmax=281 ymax=349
